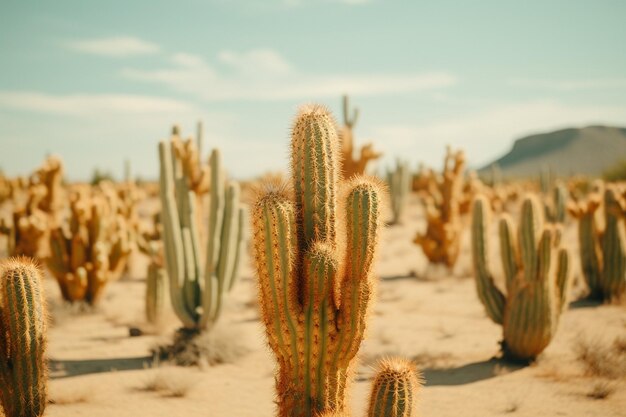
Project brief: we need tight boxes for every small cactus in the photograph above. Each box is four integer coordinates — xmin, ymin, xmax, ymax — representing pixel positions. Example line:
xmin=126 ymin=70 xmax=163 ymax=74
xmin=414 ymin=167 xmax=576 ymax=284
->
xmin=0 ymin=258 xmax=48 ymax=417
xmin=253 ymin=105 xmax=383 ymax=417
xmin=568 ymin=187 xmax=626 ymax=300
xmin=386 ymin=160 xmax=411 ymax=225
xmin=471 ymin=194 xmax=571 ymax=360
xmin=544 ymin=182 xmax=567 ymax=223
xmin=368 ymin=358 xmax=422 ymax=417
xmin=146 ymin=258 xmax=167 ymax=325
xmin=159 ymin=140 xmax=244 ymax=331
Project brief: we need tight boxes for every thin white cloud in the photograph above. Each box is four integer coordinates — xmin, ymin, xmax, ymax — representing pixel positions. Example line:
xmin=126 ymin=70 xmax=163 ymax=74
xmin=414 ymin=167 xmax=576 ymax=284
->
xmin=122 ymin=49 xmax=456 ymax=101
xmin=368 ymin=100 xmax=626 ymax=169
xmin=508 ymin=77 xmax=626 ymax=91
xmin=0 ymin=91 xmax=195 ymax=116
xmin=64 ymin=36 xmax=160 ymax=57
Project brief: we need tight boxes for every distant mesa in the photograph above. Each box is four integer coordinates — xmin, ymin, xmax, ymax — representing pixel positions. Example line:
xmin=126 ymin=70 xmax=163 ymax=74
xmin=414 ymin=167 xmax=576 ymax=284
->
xmin=479 ymin=125 xmax=626 ymax=177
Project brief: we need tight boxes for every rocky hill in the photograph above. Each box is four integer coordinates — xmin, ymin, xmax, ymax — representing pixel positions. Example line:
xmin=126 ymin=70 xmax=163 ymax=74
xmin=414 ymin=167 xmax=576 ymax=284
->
xmin=480 ymin=125 xmax=626 ymax=177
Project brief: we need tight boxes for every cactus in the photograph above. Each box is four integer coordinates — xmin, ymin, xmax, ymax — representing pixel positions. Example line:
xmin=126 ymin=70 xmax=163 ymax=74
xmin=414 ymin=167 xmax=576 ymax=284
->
xmin=0 ymin=258 xmax=48 ymax=417
xmin=340 ymin=95 xmax=382 ymax=178
xmin=568 ymin=187 xmax=626 ymax=301
xmin=471 ymin=194 xmax=571 ymax=361
xmin=47 ymin=191 xmax=131 ymax=304
xmin=544 ymin=182 xmax=567 ymax=223
xmin=159 ymin=140 xmax=244 ymax=331
xmin=414 ymin=146 xmax=465 ymax=267
xmin=146 ymin=259 xmax=167 ymax=325
xmin=252 ymin=105 xmax=383 ymax=417
xmin=386 ymin=160 xmax=411 ymax=225
xmin=367 ymin=358 xmax=421 ymax=417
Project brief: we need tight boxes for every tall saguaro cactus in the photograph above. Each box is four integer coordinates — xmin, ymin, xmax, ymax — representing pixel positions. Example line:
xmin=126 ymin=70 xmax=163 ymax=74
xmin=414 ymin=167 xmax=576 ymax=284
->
xmin=0 ymin=258 xmax=48 ymax=417
xmin=252 ymin=105 xmax=384 ymax=417
xmin=568 ymin=187 xmax=626 ymax=301
xmin=471 ymin=194 xmax=571 ymax=361
xmin=159 ymin=142 xmax=244 ymax=331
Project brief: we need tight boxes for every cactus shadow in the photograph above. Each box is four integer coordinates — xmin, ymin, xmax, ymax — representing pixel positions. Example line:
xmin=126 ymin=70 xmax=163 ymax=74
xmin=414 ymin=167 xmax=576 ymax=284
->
xmin=422 ymin=357 xmax=525 ymax=386
xmin=569 ymin=298 xmax=602 ymax=309
xmin=49 ymin=356 xmax=154 ymax=379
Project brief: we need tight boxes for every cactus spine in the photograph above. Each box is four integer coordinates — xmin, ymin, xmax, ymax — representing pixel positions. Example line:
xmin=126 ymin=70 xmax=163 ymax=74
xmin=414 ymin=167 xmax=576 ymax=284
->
xmin=368 ymin=358 xmax=421 ymax=417
xmin=252 ymin=105 xmax=383 ymax=417
xmin=471 ymin=194 xmax=571 ymax=360
xmin=159 ymin=141 xmax=244 ymax=331
xmin=0 ymin=258 xmax=48 ymax=417
xmin=569 ymin=187 xmax=626 ymax=300
xmin=386 ymin=160 xmax=411 ymax=225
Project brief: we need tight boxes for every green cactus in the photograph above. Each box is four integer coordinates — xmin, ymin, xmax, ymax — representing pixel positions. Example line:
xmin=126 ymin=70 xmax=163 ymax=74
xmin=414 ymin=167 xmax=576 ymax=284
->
xmin=569 ymin=187 xmax=626 ymax=300
xmin=252 ymin=105 xmax=384 ymax=417
xmin=471 ymin=194 xmax=571 ymax=361
xmin=0 ymin=258 xmax=48 ymax=417
xmin=368 ymin=358 xmax=422 ymax=417
xmin=146 ymin=260 xmax=167 ymax=325
xmin=386 ymin=160 xmax=411 ymax=225
xmin=544 ymin=182 xmax=567 ymax=223
xmin=159 ymin=142 xmax=244 ymax=331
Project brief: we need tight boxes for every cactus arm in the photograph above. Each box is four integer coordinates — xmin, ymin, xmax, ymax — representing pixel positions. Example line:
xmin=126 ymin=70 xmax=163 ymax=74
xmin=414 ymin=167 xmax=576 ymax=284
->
xmin=518 ymin=196 xmax=542 ymax=284
xmin=227 ymin=206 xmax=246 ymax=292
xmin=211 ymin=182 xmax=241 ymax=323
xmin=292 ymin=106 xmax=339 ymax=248
xmin=498 ymin=215 xmax=518 ymax=294
xmin=471 ymin=196 xmax=505 ymax=324
xmin=555 ymin=247 xmax=571 ymax=312
xmin=333 ymin=179 xmax=381 ymax=371
xmin=253 ymin=193 xmax=302 ymax=380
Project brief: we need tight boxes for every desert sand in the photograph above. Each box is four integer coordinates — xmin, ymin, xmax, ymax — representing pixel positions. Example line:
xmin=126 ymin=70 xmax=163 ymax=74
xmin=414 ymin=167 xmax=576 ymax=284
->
xmin=44 ymin=194 xmax=626 ymax=417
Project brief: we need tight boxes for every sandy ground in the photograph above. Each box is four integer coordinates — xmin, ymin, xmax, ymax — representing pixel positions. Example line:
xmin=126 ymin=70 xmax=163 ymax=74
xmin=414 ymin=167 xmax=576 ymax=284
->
xmin=43 ymin=195 xmax=626 ymax=417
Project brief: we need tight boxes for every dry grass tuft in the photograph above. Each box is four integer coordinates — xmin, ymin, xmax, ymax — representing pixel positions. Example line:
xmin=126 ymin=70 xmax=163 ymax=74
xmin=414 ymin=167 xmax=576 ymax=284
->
xmin=49 ymin=385 xmax=94 ymax=405
xmin=140 ymin=368 xmax=197 ymax=398
xmin=574 ymin=336 xmax=626 ymax=379
xmin=155 ymin=323 xmax=250 ymax=367
xmin=586 ymin=381 xmax=616 ymax=400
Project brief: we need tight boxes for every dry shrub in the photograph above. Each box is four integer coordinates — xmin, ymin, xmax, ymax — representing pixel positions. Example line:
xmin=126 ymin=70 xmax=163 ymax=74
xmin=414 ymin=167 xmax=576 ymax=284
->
xmin=140 ymin=368 xmax=197 ymax=398
xmin=574 ymin=336 xmax=626 ymax=379
xmin=49 ymin=385 xmax=94 ymax=405
xmin=587 ymin=381 xmax=616 ymax=400
xmin=155 ymin=324 xmax=250 ymax=367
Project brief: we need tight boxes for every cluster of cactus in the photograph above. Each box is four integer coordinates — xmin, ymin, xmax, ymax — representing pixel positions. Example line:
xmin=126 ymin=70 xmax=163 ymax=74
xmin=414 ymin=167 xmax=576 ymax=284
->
xmin=253 ymin=105 xmax=388 ymax=416
xmin=159 ymin=135 xmax=244 ymax=332
xmin=471 ymin=194 xmax=572 ymax=360
xmin=340 ymin=95 xmax=382 ymax=178
xmin=414 ymin=146 xmax=465 ymax=267
xmin=543 ymin=182 xmax=568 ymax=223
xmin=169 ymin=123 xmax=209 ymax=196
xmin=0 ymin=258 xmax=48 ymax=417
xmin=47 ymin=190 xmax=131 ymax=304
xmin=568 ymin=185 xmax=626 ymax=301
xmin=386 ymin=159 xmax=411 ymax=224
xmin=0 ymin=156 xmax=67 ymax=259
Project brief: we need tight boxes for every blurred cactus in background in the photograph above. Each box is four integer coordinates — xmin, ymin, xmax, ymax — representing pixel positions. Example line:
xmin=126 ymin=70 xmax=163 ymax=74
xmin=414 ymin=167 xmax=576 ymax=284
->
xmin=471 ymin=194 xmax=571 ymax=361
xmin=414 ymin=146 xmax=465 ymax=267
xmin=340 ymin=95 xmax=382 ymax=178
xmin=568 ymin=185 xmax=626 ymax=301
xmin=386 ymin=159 xmax=411 ymax=224
xmin=159 ymin=136 xmax=244 ymax=332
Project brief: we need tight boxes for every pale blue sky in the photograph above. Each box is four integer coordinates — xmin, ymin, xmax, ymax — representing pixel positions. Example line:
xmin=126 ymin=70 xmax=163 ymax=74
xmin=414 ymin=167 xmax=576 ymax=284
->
xmin=1 ymin=0 xmax=625 ymax=180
